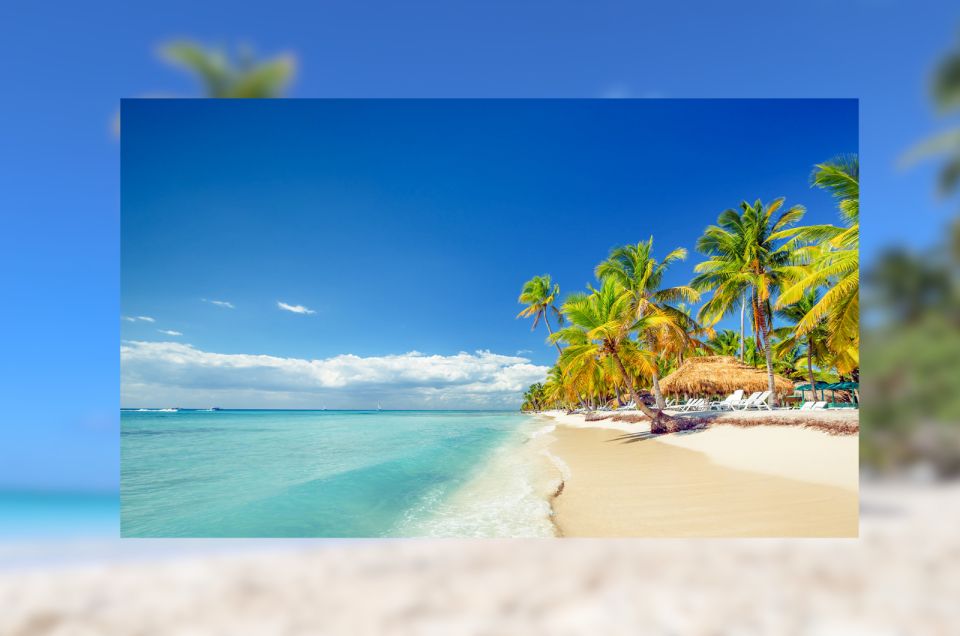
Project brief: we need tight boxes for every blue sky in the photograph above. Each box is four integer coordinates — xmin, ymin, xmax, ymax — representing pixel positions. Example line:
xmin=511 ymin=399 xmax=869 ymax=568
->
xmin=1 ymin=0 xmax=957 ymax=491
xmin=121 ymin=99 xmax=855 ymax=410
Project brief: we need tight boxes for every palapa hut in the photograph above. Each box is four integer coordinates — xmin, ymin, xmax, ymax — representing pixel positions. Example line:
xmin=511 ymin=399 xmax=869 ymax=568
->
xmin=658 ymin=355 xmax=794 ymax=399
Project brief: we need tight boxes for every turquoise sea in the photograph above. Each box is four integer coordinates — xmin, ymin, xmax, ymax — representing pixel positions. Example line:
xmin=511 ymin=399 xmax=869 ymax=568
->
xmin=121 ymin=410 xmax=557 ymax=538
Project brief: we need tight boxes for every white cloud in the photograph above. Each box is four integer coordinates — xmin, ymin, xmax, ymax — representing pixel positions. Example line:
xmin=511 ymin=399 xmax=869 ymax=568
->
xmin=516 ymin=349 xmax=533 ymax=355
xmin=137 ymin=316 xmax=156 ymax=323
xmin=121 ymin=341 xmax=548 ymax=409
xmin=202 ymin=299 xmax=235 ymax=309
xmin=157 ymin=329 xmax=183 ymax=336
xmin=121 ymin=316 xmax=137 ymax=322
xmin=278 ymin=301 xmax=315 ymax=315
xmin=122 ymin=315 xmax=155 ymax=323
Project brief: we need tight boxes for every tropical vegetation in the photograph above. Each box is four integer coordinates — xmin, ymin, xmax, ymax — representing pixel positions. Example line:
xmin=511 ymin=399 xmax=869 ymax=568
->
xmin=518 ymin=155 xmax=861 ymax=427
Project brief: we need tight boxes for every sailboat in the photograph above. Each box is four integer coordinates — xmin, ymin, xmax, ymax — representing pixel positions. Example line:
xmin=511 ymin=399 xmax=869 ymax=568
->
xmin=377 ymin=401 xmax=382 ymax=411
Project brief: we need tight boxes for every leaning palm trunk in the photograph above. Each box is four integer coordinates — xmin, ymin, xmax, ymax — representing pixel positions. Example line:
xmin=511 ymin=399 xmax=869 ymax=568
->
xmin=610 ymin=349 xmax=673 ymax=433
xmin=647 ymin=333 xmax=667 ymax=409
xmin=542 ymin=315 xmax=563 ymax=355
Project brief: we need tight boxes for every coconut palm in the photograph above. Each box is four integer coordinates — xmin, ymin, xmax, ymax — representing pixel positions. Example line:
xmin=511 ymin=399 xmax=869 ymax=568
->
xmin=772 ymin=291 xmax=834 ymax=392
xmin=903 ymin=34 xmax=960 ymax=198
xmin=550 ymin=280 xmax=675 ymax=431
xmin=521 ymin=383 xmax=547 ymax=412
xmin=692 ymin=198 xmax=806 ymax=406
xmin=517 ymin=275 xmax=564 ymax=355
xmin=161 ymin=41 xmax=296 ymax=98
xmin=595 ymin=238 xmax=701 ymax=409
xmin=707 ymin=329 xmax=741 ymax=357
xmin=777 ymin=156 xmax=859 ymax=373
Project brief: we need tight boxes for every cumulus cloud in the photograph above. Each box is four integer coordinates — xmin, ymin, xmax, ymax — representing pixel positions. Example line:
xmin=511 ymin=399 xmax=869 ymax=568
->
xmin=157 ymin=329 xmax=183 ymax=336
xmin=121 ymin=341 xmax=548 ymax=409
xmin=202 ymin=299 xmax=235 ymax=309
xmin=278 ymin=301 xmax=315 ymax=315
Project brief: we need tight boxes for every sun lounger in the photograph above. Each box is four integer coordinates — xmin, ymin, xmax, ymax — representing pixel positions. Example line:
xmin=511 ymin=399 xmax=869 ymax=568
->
xmin=676 ymin=398 xmax=707 ymax=412
xmin=735 ymin=392 xmax=762 ymax=410
xmin=811 ymin=401 xmax=827 ymax=410
xmin=710 ymin=390 xmax=744 ymax=411
xmin=749 ymin=391 xmax=773 ymax=410
xmin=799 ymin=401 xmax=814 ymax=410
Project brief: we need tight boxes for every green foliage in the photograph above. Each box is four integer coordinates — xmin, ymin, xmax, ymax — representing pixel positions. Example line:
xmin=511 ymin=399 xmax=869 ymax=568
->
xmin=161 ymin=41 xmax=295 ymax=98
xmin=517 ymin=275 xmax=564 ymax=352
xmin=707 ymin=329 xmax=740 ymax=357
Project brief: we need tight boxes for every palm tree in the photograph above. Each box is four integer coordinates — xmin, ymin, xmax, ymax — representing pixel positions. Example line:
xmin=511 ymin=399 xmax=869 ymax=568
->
xmin=517 ymin=275 xmax=564 ymax=355
xmin=903 ymin=33 xmax=960 ymax=199
xmin=521 ymin=382 xmax=547 ymax=412
xmin=772 ymin=291 xmax=833 ymax=395
xmin=692 ymin=198 xmax=806 ymax=406
xmin=741 ymin=336 xmax=765 ymax=368
xmin=595 ymin=238 xmax=701 ymax=409
xmin=161 ymin=42 xmax=296 ymax=98
xmin=550 ymin=280 xmax=675 ymax=432
xmin=707 ymin=329 xmax=741 ymax=357
xmin=777 ymin=156 xmax=859 ymax=373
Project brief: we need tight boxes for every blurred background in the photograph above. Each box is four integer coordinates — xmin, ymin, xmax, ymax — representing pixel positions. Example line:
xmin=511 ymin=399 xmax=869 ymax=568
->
xmin=1 ymin=0 xmax=959 ymax=633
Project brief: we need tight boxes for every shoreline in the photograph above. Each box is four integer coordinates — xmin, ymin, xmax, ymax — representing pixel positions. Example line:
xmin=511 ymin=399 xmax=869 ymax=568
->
xmin=532 ymin=409 xmax=859 ymax=537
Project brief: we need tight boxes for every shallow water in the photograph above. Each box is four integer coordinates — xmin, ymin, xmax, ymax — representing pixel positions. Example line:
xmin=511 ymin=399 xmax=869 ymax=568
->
xmin=121 ymin=410 xmax=553 ymax=537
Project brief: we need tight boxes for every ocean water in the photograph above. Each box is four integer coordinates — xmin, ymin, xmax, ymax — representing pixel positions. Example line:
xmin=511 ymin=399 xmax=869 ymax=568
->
xmin=121 ymin=410 xmax=557 ymax=538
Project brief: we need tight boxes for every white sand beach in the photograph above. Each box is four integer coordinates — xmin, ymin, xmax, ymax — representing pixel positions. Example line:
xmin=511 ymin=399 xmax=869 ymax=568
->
xmin=536 ymin=409 xmax=858 ymax=537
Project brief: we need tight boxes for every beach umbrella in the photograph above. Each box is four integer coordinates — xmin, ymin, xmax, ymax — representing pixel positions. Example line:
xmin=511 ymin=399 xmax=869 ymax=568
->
xmin=832 ymin=381 xmax=859 ymax=404
xmin=795 ymin=381 xmax=832 ymax=401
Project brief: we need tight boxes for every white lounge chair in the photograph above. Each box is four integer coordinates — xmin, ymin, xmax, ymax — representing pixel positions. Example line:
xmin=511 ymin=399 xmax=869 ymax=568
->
xmin=735 ymin=392 xmax=762 ymax=410
xmin=811 ymin=401 xmax=827 ymax=410
xmin=710 ymin=390 xmax=744 ymax=411
xmin=798 ymin=401 xmax=814 ymax=411
xmin=749 ymin=391 xmax=773 ymax=411
xmin=675 ymin=398 xmax=705 ymax=412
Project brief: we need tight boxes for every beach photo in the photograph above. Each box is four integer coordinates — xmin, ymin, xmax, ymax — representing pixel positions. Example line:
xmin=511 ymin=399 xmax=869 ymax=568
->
xmin=121 ymin=98 xmax=858 ymax=537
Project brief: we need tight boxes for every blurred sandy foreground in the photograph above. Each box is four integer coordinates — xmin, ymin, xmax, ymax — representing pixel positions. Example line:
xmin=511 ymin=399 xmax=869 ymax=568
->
xmin=0 ymin=482 xmax=956 ymax=636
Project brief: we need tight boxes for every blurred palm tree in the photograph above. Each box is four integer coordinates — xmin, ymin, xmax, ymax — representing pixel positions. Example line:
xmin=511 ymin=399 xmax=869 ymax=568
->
xmin=904 ymin=33 xmax=960 ymax=197
xmin=161 ymin=41 xmax=296 ymax=98
xmin=113 ymin=41 xmax=295 ymax=135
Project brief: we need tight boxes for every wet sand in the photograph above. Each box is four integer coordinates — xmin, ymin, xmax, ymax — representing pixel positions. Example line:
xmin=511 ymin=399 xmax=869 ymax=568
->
xmin=549 ymin=426 xmax=858 ymax=537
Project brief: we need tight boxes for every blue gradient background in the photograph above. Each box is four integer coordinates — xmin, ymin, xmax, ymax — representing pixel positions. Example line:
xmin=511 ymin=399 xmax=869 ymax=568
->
xmin=0 ymin=1 xmax=955 ymax=524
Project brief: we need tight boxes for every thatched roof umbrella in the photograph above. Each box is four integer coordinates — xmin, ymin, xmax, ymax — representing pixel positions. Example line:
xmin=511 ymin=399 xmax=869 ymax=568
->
xmin=658 ymin=355 xmax=794 ymax=398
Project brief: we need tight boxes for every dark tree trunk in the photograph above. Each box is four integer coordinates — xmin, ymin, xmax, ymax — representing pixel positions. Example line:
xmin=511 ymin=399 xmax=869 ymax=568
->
xmin=755 ymin=296 xmax=779 ymax=407
xmin=647 ymin=333 xmax=667 ymax=410
xmin=543 ymin=313 xmax=563 ymax=355
xmin=610 ymin=347 xmax=673 ymax=433
xmin=739 ymin=293 xmax=746 ymax=362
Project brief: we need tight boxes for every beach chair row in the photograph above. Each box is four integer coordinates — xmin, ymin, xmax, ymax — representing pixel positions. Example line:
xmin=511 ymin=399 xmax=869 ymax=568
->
xmin=671 ymin=390 xmax=773 ymax=412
